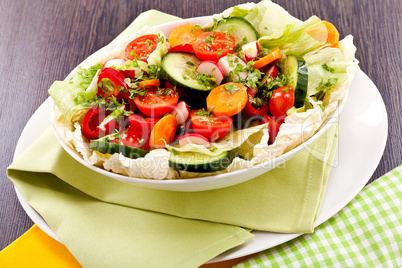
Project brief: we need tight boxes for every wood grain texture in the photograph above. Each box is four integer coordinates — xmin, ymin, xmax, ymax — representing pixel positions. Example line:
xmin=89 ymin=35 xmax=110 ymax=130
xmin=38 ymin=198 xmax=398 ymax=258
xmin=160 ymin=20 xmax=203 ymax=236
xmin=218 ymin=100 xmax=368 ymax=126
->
xmin=1 ymin=0 xmax=401 ymax=261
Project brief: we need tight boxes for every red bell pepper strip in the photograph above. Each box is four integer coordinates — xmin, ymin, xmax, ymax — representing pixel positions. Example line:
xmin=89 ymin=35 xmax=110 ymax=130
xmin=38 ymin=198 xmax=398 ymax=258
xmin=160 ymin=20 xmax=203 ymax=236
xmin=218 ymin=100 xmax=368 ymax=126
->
xmin=121 ymin=114 xmax=160 ymax=150
xmin=261 ymin=114 xmax=282 ymax=145
xmin=97 ymin=67 xmax=128 ymax=97
xmin=81 ymin=105 xmax=107 ymax=140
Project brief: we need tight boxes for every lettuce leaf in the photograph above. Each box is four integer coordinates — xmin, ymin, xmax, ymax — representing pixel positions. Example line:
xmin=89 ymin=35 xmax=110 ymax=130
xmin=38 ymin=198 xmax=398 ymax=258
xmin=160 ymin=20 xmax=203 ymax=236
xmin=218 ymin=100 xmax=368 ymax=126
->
xmin=304 ymin=46 xmax=348 ymax=96
xmin=258 ymin=16 xmax=327 ymax=56
xmin=48 ymin=63 xmax=102 ymax=121
xmin=228 ymin=0 xmax=301 ymax=37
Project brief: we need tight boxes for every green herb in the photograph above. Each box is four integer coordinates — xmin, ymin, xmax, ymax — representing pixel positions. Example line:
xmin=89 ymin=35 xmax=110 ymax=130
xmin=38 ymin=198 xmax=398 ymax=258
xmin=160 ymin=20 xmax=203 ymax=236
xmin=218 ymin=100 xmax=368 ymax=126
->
xmin=223 ymin=83 xmax=240 ymax=94
xmin=129 ymin=88 xmax=147 ymax=99
xmin=147 ymin=64 xmax=160 ymax=79
xmin=318 ymin=103 xmax=325 ymax=111
xmin=193 ymin=73 xmax=216 ymax=86
xmin=76 ymin=62 xmax=103 ymax=91
xmin=322 ymin=63 xmax=335 ymax=73
xmin=137 ymin=138 xmax=145 ymax=147
xmin=98 ymin=78 xmax=115 ymax=94
xmin=194 ymin=108 xmax=213 ymax=117
xmin=315 ymin=78 xmax=339 ymax=100
xmin=205 ymin=34 xmax=215 ymax=46
xmin=251 ymin=97 xmax=267 ymax=108
xmin=146 ymin=39 xmax=152 ymax=48
xmin=155 ymin=88 xmax=174 ymax=96
xmin=186 ymin=61 xmax=195 ymax=66
xmin=192 ymin=24 xmax=202 ymax=32
xmin=156 ymin=34 xmax=165 ymax=43
xmin=260 ymin=73 xmax=289 ymax=99
xmin=182 ymin=75 xmax=189 ymax=81
xmin=171 ymin=148 xmax=180 ymax=156
xmin=242 ymin=36 xmax=248 ymax=45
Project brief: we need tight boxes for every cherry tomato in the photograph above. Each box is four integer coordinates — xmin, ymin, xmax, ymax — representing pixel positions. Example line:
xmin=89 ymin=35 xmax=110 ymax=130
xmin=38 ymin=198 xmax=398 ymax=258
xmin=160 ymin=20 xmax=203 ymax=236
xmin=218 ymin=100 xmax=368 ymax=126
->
xmin=81 ymin=105 xmax=107 ymax=140
xmin=168 ymin=43 xmax=195 ymax=54
xmin=269 ymin=86 xmax=295 ymax=121
xmin=121 ymin=114 xmax=160 ymax=150
xmin=97 ymin=67 xmax=128 ymax=97
xmin=192 ymin=32 xmax=235 ymax=62
xmin=190 ymin=109 xmax=232 ymax=141
xmin=243 ymin=88 xmax=269 ymax=118
xmin=134 ymin=87 xmax=179 ymax=117
xmin=261 ymin=115 xmax=282 ymax=145
xmin=124 ymin=34 xmax=159 ymax=62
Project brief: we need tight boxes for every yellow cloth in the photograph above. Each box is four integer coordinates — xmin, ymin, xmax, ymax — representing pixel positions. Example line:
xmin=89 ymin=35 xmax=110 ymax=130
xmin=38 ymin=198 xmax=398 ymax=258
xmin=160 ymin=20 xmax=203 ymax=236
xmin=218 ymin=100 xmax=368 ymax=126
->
xmin=0 ymin=225 xmax=245 ymax=268
xmin=0 ymin=225 xmax=82 ymax=268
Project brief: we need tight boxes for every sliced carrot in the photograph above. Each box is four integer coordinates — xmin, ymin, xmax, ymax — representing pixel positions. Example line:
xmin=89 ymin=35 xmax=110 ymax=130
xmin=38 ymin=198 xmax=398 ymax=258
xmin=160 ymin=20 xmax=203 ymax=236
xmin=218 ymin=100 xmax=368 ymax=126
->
xmin=138 ymin=79 xmax=160 ymax=88
xmin=168 ymin=24 xmax=203 ymax=48
xmin=206 ymin=82 xmax=248 ymax=117
xmin=323 ymin=21 xmax=339 ymax=47
xmin=149 ymin=114 xmax=177 ymax=149
xmin=252 ymin=48 xmax=282 ymax=69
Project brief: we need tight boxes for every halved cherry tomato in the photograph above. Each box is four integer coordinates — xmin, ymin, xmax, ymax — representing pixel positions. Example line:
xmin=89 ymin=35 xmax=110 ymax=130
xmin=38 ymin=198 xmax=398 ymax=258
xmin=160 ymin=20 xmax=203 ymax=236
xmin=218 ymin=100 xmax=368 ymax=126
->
xmin=266 ymin=65 xmax=278 ymax=78
xmin=168 ymin=43 xmax=195 ymax=54
xmin=243 ymin=88 xmax=269 ymax=117
xmin=192 ymin=32 xmax=235 ymax=62
xmin=97 ymin=67 xmax=128 ymax=97
xmin=81 ymin=105 xmax=107 ymax=140
xmin=134 ymin=87 xmax=179 ymax=117
xmin=121 ymin=114 xmax=160 ymax=150
xmin=261 ymin=115 xmax=282 ymax=144
xmin=190 ymin=109 xmax=233 ymax=141
xmin=269 ymin=86 xmax=295 ymax=121
xmin=124 ymin=34 xmax=159 ymax=62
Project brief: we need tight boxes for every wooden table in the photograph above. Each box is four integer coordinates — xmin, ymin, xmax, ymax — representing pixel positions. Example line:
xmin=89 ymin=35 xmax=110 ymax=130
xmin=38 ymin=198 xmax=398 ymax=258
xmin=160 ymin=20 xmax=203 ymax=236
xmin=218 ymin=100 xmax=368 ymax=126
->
xmin=1 ymin=0 xmax=401 ymax=265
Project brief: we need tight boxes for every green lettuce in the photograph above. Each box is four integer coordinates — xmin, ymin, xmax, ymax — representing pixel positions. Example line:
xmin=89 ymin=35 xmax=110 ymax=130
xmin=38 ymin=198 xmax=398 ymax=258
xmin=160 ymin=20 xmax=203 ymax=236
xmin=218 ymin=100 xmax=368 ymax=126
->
xmin=304 ymin=46 xmax=348 ymax=96
xmin=258 ymin=16 xmax=327 ymax=56
xmin=48 ymin=63 xmax=102 ymax=121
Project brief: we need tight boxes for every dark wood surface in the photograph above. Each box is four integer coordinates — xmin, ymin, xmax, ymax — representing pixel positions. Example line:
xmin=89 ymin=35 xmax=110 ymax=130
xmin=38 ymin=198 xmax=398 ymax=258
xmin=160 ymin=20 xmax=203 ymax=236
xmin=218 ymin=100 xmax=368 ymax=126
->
xmin=1 ymin=0 xmax=401 ymax=260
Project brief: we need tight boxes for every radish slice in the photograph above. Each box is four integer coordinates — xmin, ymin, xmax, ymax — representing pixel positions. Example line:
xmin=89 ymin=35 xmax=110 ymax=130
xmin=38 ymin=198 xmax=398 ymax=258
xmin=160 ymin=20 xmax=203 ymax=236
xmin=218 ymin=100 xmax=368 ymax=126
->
xmin=242 ymin=41 xmax=259 ymax=62
xmin=170 ymin=101 xmax=190 ymax=125
xmin=218 ymin=55 xmax=248 ymax=81
xmin=104 ymin=58 xmax=126 ymax=68
xmin=196 ymin=61 xmax=224 ymax=85
xmin=179 ymin=133 xmax=211 ymax=148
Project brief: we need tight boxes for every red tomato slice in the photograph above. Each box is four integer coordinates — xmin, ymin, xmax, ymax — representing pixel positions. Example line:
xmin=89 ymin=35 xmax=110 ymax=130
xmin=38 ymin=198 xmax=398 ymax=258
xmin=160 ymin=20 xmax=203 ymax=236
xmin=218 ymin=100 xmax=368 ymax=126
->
xmin=243 ymin=88 xmax=269 ymax=118
xmin=168 ymin=43 xmax=195 ymax=54
xmin=97 ymin=67 xmax=128 ymax=97
xmin=192 ymin=32 xmax=235 ymax=62
xmin=121 ymin=114 xmax=160 ymax=150
xmin=124 ymin=34 xmax=159 ymax=62
xmin=190 ymin=109 xmax=232 ymax=141
xmin=134 ymin=87 xmax=179 ymax=117
xmin=269 ymin=86 xmax=295 ymax=121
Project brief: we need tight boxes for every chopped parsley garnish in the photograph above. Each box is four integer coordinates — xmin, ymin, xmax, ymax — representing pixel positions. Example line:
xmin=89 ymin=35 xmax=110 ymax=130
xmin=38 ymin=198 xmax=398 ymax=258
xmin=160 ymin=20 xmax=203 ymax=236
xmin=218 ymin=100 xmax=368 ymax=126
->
xmin=186 ymin=61 xmax=195 ymax=66
xmin=146 ymin=39 xmax=152 ymax=48
xmin=223 ymin=83 xmax=240 ymax=94
xmin=322 ymin=63 xmax=335 ymax=73
xmin=194 ymin=108 xmax=213 ymax=117
xmin=156 ymin=34 xmax=165 ymax=43
xmin=259 ymin=73 xmax=289 ymax=99
xmin=315 ymin=78 xmax=339 ymax=100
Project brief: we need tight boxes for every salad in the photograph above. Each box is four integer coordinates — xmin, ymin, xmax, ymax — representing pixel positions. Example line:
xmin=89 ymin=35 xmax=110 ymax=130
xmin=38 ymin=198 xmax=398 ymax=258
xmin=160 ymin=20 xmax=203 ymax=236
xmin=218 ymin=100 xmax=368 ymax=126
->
xmin=49 ymin=0 xmax=359 ymax=180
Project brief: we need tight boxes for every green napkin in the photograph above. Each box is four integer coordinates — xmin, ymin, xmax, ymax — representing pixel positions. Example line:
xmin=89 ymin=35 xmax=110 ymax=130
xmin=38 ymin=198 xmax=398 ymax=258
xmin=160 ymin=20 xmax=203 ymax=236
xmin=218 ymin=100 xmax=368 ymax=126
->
xmin=236 ymin=165 xmax=402 ymax=267
xmin=7 ymin=10 xmax=340 ymax=267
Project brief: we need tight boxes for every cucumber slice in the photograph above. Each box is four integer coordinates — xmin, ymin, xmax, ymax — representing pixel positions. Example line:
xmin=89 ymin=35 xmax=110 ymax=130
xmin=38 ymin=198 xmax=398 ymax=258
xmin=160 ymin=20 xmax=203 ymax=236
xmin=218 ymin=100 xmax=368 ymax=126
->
xmin=211 ymin=17 xmax=259 ymax=46
xmin=169 ymin=151 xmax=231 ymax=173
xmin=161 ymin=52 xmax=213 ymax=97
xmin=89 ymin=140 xmax=148 ymax=159
xmin=284 ymin=55 xmax=308 ymax=108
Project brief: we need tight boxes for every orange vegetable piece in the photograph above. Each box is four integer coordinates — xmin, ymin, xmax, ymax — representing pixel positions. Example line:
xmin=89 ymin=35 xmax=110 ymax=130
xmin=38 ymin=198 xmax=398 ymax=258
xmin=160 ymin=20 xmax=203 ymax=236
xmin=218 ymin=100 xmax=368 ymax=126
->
xmin=252 ymin=48 xmax=282 ymax=69
xmin=149 ymin=114 xmax=177 ymax=149
xmin=138 ymin=79 xmax=160 ymax=88
xmin=323 ymin=21 xmax=339 ymax=47
xmin=206 ymin=82 xmax=248 ymax=117
xmin=168 ymin=24 xmax=203 ymax=48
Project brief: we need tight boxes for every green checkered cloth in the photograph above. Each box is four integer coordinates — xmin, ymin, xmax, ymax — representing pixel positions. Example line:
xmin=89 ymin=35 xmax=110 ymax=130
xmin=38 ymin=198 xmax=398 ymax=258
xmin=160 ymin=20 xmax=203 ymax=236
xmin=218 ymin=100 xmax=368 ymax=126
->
xmin=236 ymin=165 xmax=402 ymax=267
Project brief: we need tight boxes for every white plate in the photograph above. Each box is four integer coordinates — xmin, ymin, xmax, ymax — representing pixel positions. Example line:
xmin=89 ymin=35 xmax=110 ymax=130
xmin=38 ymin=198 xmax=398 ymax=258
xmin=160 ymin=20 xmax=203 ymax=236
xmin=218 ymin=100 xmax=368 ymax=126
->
xmin=13 ymin=70 xmax=387 ymax=262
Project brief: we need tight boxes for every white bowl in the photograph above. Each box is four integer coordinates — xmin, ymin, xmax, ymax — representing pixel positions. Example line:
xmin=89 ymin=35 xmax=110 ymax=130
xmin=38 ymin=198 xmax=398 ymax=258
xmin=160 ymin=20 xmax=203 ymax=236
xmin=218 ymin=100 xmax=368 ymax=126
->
xmin=52 ymin=16 xmax=347 ymax=192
